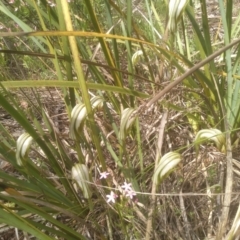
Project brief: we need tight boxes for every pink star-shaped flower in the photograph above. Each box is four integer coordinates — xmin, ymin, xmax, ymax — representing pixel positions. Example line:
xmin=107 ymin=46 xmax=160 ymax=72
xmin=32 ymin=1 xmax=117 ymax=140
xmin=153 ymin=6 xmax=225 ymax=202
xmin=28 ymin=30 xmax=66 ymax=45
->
xmin=125 ymin=190 xmax=136 ymax=199
xmin=100 ymin=171 xmax=110 ymax=179
xmin=106 ymin=191 xmax=117 ymax=203
xmin=121 ymin=181 xmax=132 ymax=191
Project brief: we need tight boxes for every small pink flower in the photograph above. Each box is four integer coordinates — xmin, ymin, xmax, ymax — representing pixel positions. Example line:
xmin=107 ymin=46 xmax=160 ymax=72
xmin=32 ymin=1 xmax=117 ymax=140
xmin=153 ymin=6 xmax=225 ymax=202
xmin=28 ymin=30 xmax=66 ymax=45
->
xmin=100 ymin=171 xmax=110 ymax=179
xmin=121 ymin=181 xmax=132 ymax=191
xmin=106 ymin=191 xmax=118 ymax=203
xmin=125 ymin=190 xmax=136 ymax=199
xmin=48 ymin=1 xmax=56 ymax=7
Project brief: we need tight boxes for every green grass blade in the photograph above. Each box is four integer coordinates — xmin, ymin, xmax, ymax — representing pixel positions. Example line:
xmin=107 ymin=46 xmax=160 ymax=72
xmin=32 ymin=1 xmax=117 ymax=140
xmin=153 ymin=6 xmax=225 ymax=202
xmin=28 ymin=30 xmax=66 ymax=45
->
xmin=0 ymin=205 xmax=53 ymax=240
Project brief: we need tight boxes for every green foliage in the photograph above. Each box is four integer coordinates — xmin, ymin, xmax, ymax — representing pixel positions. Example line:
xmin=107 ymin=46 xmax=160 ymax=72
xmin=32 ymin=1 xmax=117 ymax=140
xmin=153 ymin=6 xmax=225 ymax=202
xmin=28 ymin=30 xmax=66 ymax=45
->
xmin=0 ymin=0 xmax=240 ymax=239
